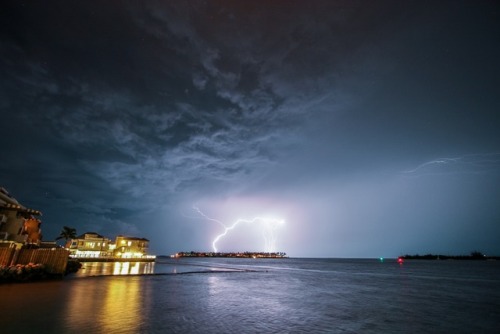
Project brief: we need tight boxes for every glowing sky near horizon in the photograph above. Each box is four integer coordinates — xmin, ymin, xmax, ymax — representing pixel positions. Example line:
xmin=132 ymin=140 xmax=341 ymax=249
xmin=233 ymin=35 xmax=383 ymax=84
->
xmin=1 ymin=1 xmax=500 ymax=257
xmin=210 ymin=216 xmax=285 ymax=253
xmin=190 ymin=203 xmax=287 ymax=253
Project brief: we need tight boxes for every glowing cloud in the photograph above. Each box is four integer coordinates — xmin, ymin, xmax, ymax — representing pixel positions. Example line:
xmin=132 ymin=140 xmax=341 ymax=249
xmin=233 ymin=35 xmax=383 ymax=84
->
xmin=193 ymin=206 xmax=285 ymax=252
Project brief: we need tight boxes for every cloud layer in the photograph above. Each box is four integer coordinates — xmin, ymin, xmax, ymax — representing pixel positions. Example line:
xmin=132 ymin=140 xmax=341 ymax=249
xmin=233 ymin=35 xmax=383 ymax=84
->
xmin=1 ymin=1 xmax=500 ymax=256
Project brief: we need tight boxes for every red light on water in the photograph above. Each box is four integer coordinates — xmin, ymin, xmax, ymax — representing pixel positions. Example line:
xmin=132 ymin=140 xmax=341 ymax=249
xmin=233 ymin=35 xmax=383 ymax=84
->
xmin=397 ymin=257 xmax=404 ymax=264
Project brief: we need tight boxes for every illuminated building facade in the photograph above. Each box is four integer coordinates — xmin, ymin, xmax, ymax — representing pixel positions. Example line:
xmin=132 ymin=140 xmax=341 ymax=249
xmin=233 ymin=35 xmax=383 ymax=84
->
xmin=66 ymin=232 xmax=112 ymax=258
xmin=113 ymin=235 xmax=150 ymax=258
xmin=0 ymin=187 xmax=43 ymax=247
xmin=67 ymin=232 xmax=154 ymax=260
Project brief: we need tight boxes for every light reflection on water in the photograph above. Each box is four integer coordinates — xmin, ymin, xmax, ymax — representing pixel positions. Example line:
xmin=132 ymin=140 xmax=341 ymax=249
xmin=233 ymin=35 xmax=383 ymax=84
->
xmin=63 ymin=277 xmax=145 ymax=333
xmin=74 ymin=261 xmax=155 ymax=277
xmin=0 ymin=259 xmax=498 ymax=333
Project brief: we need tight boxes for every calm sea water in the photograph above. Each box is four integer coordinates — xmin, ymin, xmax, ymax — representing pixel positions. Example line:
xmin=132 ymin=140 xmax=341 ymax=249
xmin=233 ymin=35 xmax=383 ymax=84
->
xmin=1 ymin=258 xmax=499 ymax=333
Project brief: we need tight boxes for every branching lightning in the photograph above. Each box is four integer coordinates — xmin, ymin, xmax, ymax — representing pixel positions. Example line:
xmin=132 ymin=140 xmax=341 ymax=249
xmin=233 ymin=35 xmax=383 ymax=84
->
xmin=192 ymin=206 xmax=285 ymax=253
xmin=192 ymin=206 xmax=226 ymax=228
xmin=402 ymin=153 xmax=500 ymax=176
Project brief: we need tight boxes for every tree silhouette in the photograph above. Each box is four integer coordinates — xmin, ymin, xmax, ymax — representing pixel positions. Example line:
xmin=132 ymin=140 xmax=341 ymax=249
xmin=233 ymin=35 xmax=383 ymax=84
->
xmin=470 ymin=251 xmax=485 ymax=259
xmin=56 ymin=226 xmax=77 ymax=242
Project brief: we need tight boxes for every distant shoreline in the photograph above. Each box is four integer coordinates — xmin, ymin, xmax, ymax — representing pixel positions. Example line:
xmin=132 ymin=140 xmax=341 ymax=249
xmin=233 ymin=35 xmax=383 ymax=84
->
xmin=401 ymin=253 xmax=499 ymax=260
xmin=172 ymin=251 xmax=288 ymax=259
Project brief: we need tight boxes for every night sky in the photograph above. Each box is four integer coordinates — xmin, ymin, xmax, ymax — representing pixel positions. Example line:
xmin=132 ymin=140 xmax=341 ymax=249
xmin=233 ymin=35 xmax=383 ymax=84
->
xmin=1 ymin=1 xmax=499 ymax=257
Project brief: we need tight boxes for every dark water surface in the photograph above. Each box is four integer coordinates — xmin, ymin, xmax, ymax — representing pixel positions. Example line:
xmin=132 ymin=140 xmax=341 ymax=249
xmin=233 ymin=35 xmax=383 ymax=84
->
xmin=1 ymin=258 xmax=499 ymax=333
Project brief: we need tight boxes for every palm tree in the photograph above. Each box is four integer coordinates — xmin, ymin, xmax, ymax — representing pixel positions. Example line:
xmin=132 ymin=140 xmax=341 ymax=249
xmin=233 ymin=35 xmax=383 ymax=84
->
xmin=56 ymin=226 xmax=77 ymax=245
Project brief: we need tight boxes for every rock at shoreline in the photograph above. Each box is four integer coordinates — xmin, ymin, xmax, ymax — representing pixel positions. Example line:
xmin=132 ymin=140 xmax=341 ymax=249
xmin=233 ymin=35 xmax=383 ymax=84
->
xmin=0 ymin=263 xmax=49 ymax=283
xmin=65 ymin=259 xmax=82 ymax=274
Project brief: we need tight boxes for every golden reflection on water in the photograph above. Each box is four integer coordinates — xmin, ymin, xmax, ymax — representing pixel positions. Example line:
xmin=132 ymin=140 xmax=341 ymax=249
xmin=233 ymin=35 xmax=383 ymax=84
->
xmin=64 ymin=276 xmax=145 ymax=332
xmin=76 ymin=261 xmax=155 ymax=277
xmin=113 ymin=262 xmax=131 ymax=275
xmin=60 ymin=261 xmax=156 ymax=332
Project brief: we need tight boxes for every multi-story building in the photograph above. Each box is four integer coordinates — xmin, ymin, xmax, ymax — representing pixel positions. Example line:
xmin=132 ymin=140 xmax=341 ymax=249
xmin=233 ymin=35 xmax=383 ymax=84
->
xmin=113 ymin=235 xmax=150 ymax=258
xmin=0 ymin=187 xmax=154 ymax=261
xmin=66 ymin=232 xmax=154 ymax=260
xmin=66 ymin=232 xmax=112 ymax=258
xmin=0 ymin=187 xmax=43 ymax=247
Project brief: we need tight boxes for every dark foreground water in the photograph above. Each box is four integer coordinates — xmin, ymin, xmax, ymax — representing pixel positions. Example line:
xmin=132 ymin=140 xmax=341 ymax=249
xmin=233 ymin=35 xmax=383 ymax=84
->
xmin=1 ymin=258 xmax=499 ymax=333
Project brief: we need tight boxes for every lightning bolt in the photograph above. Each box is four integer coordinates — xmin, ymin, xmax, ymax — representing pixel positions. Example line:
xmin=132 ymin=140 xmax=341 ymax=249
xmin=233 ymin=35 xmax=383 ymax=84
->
xmin=192 ymin=207 xmax=284 ymax=253
xmin=402 ymin=153 xmax=500 ymax=175
xmin=192 ymin=206 xmax=226 ymax=228
xmin=261 ymin=218 xmax=285 ymax=253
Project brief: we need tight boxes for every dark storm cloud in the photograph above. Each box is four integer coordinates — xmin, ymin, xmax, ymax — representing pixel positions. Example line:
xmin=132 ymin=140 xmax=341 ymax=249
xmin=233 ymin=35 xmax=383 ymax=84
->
xmin=1 ymin=1 xmax=499 ymax=256
xmin=1 ymin=1 xmax=359 ymax=195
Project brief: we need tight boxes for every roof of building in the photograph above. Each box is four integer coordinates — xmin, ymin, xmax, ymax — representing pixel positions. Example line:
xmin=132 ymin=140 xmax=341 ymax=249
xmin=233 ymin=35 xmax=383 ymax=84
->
xmin=116 ymin=235 xmax=149 ymax=241
xmin=76 ymin=232 xmax=107 ymax=239
xmin=0 ymin=186 xmax=42 ymax=216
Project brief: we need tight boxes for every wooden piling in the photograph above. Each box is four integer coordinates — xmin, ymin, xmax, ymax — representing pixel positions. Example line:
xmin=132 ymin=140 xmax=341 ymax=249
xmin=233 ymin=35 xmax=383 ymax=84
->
xmin=0 ymin=247 xmax=16 ymax=266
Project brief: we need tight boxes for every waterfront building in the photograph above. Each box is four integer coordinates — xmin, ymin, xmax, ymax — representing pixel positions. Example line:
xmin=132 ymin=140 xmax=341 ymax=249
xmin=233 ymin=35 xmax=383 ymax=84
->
xmin=67 ymin=232 xmax=154 ymax=260
xmin=0 ymin=187 xmax=43 ymax=248
xmin=66 ymin=232 xmax=112 ymax=258
xmin=112 ymin=235 xmax=150 ymax=258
